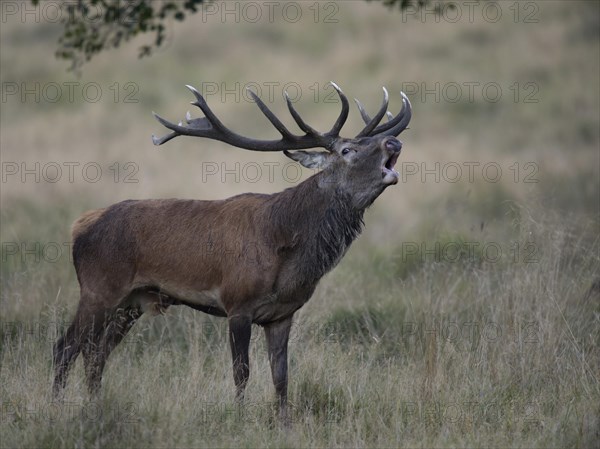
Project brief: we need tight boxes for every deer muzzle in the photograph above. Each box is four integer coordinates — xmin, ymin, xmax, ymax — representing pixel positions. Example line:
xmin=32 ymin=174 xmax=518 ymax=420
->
xmin=382 ymin=138 xmax=402 ymax=185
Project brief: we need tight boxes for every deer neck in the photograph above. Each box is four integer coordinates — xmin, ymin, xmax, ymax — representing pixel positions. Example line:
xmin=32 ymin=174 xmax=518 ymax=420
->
xmin=268 ymin=174 xmax=365 ymax=281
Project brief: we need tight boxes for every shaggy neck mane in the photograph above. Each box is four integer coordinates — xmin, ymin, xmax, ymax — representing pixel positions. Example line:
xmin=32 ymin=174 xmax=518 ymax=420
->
xmin=266 ymin=173 xmax=365 ymax=282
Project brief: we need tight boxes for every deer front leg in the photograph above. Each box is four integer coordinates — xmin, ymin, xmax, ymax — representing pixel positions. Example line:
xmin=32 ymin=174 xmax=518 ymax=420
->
xmin=228 ymin=315 xmax=252 ymax=402
xmin=264 ymin=316 xmax=293 ymax=422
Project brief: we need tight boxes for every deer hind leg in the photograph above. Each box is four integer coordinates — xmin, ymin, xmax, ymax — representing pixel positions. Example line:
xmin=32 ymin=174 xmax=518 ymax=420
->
xmin=81 ymin=304 xmax=142 ymax=395
xmin=53 ymin=295 xmax=108 ymax=396
xmin=53 ymin=315 xmax=83 ymax=397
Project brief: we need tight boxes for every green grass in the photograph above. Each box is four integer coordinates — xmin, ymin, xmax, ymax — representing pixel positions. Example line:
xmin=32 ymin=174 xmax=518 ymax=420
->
xmin=1 ymin=1 xmax=599 ymax=448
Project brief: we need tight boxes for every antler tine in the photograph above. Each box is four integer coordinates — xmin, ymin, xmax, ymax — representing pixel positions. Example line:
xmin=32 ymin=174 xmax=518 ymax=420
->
xmin=326 ymin=82 xmax=350 ymax=137
xmin=152 ymin=84 xmax=231 ymax=144
xmin=151 ymin=113 xmax=185 ymax=145
xmin=284 ymin=91 xmax=320 ymax=135
xmin=354 ymin=95 xmax=393 ymax=127
xmin=355 ymin=87 xmax=389 ymax=138
xmin=246 ymin=88 xmax=294 ymax=139
xmin=369 ymin=92 xmax=412 ymax=137
xmin=354 ymin=98 xmax=372 ymax=125
xmin=372 ymin=92 xmax=412 ymax=137
xmin=184 ymin=84 xmax=231 ymax=132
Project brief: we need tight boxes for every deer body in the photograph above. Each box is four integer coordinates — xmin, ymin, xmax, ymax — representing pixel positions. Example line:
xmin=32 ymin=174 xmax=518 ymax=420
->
xmin=53 ymin=83 xmax=411 ymax=421
xmin=72 ymin=173 xmax=363 ymax=324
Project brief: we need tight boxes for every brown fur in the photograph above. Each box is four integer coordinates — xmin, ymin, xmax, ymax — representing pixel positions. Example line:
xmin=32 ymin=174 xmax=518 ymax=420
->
xmin=71 ymin=208 xmax=106 ymax=240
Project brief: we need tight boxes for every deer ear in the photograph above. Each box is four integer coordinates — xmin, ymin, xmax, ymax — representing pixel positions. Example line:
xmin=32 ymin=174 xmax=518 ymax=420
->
xmin=284 ymin=150 xmax=330 ymax=169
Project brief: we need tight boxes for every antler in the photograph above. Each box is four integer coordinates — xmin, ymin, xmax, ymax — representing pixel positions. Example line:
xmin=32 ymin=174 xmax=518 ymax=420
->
xmin=152 ymin=82 xmax=411 ymax=151
xmin=152 ymin=82 xmax=350 ymax=151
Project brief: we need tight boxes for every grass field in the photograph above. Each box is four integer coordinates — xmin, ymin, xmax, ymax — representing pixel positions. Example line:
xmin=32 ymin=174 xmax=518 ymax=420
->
xmin=1 ymin=1 xmax=599 ymax=447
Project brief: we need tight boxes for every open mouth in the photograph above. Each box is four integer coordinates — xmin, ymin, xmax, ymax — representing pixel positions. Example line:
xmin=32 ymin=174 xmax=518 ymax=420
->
xmin=382 ymin=152 xmax=400 ymax=183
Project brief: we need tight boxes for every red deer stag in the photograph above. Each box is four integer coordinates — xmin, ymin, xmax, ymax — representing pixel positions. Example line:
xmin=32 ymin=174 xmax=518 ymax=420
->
xmin=53 ymin=82 xmax=412 ymax=420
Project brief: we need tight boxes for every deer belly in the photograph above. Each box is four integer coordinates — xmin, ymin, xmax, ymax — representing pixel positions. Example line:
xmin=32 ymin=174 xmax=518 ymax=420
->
xmin=129 ymin=285 xmax=225 ymax=316
xmin=178 ymin=287 xmax=224 ymax=310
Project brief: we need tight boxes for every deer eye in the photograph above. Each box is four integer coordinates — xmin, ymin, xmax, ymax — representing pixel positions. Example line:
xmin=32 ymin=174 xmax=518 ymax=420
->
xmin=341 ymin=148 xmax=351 ymax=155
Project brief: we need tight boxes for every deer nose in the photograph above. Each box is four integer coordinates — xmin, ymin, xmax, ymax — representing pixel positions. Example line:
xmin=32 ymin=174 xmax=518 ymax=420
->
xmin=385 ymin=138 xmax=402 ymax=153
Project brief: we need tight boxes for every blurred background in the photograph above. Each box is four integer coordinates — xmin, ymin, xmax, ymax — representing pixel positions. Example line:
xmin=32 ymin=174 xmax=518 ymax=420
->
xmin=1 ymin=1 xmax=598 ymax=447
